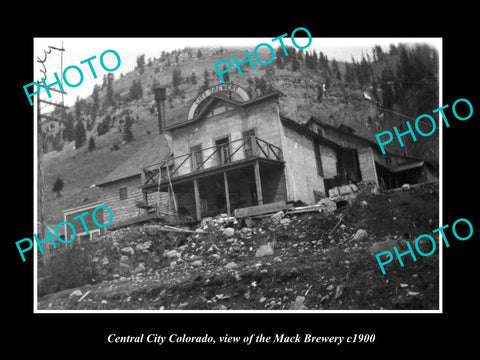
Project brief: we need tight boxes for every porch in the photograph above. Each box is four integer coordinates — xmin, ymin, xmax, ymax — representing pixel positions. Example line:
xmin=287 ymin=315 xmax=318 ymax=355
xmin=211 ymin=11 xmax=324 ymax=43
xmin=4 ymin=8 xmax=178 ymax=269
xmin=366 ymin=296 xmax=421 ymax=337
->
xmin=140 ymin=136 xmax=286 ymax=221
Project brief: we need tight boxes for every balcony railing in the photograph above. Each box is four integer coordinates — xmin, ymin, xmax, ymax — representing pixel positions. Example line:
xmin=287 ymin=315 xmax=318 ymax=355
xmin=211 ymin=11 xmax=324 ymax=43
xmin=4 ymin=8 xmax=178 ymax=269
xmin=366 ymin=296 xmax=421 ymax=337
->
xmin=143 ymin=136 xmax=282 ymax=186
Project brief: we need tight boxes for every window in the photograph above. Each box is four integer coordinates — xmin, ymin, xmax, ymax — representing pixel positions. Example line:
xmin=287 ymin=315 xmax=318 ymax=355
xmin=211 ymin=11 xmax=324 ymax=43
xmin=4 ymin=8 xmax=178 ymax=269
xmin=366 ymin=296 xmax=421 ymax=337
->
xmin=243 ymin=129 xmax=255 ymax=158
xmin=313 ymin=142 xmax=324 ymax=176
xmin=190 ymin=145 xmax=204 ymax=170
xmin=119 ymin=187 xmax=128 ymax=200
xmin=215 ymin=137 xmax=231 ymax=165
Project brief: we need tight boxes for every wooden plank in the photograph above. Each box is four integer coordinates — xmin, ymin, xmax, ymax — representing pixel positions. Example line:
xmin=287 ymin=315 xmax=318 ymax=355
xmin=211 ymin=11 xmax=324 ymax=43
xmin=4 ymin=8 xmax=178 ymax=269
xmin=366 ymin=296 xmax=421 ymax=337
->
xmin=193 ymin=179 xmax=202 ymax=221
xmin=108 ymin=213 xmax=158 ymax=230
xmin=234 ymin=201 xmax=287 ymax=218
xmin=223 ymin=172 xmax=231 ymax=216
xmin=253 ymin=160 xmax=263 ymax=205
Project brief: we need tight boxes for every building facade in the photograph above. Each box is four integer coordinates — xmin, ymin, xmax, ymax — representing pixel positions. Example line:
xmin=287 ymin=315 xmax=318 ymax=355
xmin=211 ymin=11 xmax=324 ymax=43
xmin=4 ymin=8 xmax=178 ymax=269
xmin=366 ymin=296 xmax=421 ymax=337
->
xmin=93 ymin=83 xmax=437 ymax=228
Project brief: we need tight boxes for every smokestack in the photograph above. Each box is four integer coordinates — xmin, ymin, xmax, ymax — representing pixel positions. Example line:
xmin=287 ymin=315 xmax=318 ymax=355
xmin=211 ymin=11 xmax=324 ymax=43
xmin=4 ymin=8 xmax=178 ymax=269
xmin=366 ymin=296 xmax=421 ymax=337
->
xmin=154 ymin=86 xmax=167 ymax=134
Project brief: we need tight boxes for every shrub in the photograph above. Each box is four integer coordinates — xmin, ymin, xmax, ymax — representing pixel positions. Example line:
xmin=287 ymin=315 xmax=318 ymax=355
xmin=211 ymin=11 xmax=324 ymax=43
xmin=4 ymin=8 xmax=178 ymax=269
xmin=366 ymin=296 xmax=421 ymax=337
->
xmin=38 ymin=241 xmax=99 ymax=297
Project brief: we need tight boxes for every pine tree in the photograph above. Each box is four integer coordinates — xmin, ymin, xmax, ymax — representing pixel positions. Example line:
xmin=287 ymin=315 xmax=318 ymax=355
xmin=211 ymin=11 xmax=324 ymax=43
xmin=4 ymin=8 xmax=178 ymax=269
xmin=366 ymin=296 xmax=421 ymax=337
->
xmin=62 ymin=113 xmax=75 ymax=142
xmin=128 ymin=79 xmax=143 ymax=100
xmin=172 ymin=66 xmax=182 ymax=96
xmin=317 ymin=84 xmax=324 ymax=102
xmin=222 ymin=64 xmax=230 ymax=82
xmin=104 ymin=73 xmax=115 ymax=107
xmin=88 ymin=136 xmax=96 ymax=151
xmin=190 ymin=71 xmax=197 ymax=85
xmin=92 ymin=84 xmax=100 ymax=113
xmin=199 ymin=68 xmax=210 ymax=93
xmin=331 ymin=59 xmax=341 ymax=80
xmin=291 ymin=57 xmax=300 ymax=72
xmin=275 ymin=47 xmax=285 ymax=69
xmin=52 ymin=177 xmax=64 ymax=198
xmin=136 ymin=54 xmax=145 ymax=75
xmin=74 ymin=120 xmax=87 ymax=149
xmin=122 ymin=115 xmax=134 ymax=143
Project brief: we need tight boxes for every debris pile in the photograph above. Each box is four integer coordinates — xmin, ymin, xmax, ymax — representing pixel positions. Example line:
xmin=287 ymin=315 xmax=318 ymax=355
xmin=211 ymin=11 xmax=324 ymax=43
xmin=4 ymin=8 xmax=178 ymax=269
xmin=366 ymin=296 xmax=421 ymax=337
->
xmin=38 ymin=182 xmax=440 ymax=311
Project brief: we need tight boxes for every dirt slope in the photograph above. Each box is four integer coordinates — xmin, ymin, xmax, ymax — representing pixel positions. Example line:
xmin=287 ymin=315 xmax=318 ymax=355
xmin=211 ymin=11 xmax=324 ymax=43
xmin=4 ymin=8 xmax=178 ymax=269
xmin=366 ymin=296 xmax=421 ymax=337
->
xmin=38 ymin=183 xmax=439 ymax=311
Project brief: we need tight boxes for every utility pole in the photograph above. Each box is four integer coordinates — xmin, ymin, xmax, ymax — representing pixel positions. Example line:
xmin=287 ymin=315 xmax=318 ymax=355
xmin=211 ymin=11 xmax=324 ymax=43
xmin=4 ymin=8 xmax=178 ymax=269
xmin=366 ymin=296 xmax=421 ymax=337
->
xmin=35 ymin=41 xmax=67 ymax=265
xmin=36 ymin=85 xmax=67 ymax=265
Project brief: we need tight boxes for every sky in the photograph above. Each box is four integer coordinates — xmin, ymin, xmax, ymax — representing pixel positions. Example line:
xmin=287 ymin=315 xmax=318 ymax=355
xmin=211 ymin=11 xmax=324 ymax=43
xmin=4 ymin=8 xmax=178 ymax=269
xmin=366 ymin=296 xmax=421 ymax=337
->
xmin=33 ymin=37 xmax=441 ymax=109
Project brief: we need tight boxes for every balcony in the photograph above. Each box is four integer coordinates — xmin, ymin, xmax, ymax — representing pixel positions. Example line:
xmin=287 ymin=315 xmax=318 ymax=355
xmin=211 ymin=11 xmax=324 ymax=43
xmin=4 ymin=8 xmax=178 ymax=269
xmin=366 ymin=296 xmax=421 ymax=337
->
xmin=142 ymin=136 xmax=283 ymax=187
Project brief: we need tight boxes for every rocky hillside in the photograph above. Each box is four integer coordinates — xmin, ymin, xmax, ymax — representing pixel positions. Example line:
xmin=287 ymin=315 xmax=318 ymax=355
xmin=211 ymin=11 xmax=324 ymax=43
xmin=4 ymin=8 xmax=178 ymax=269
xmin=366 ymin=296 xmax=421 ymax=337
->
xmin=38 ymin=182 xmax=439 ymax=310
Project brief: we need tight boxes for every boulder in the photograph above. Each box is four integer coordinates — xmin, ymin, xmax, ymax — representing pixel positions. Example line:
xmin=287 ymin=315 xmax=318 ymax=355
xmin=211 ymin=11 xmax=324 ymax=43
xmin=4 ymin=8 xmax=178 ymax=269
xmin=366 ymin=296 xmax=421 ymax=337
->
xmin=135 ymin=241 xmax=151 ymax=252
xmin=223 ymin=227 xmax=235 ymax=238
xmin=352 ymin=229 xmax=368 ymax=242
xmin=69 ymin=290 xmax=82 ymax=298
xmin=164 ymin=249 xmax=180 ymax=259
xmin=121 ymin=246 xmax=135 ymax=256
xmin=367 ymin=238 xmax=406 ymax=256
xmin=317 ymin=198 xmax=337 ymax=213
xmin=224 ymin=261 xmax=238 ymax=270
xmin=289 ymin=296 xmax=307 ymax=310
xmin=339 ymin=185 xmax=353 ymax=196
xmin=328 ymin=187 xmax=340 ymax=198
xmin=135 ymin=263 xmax=145 ymax=272
xmin=280 ymin=218 xmax=291 ymax=226
xmin=270 ymin=211 xmax=284 ymax=224
xmin=255 ymin=244 xmax=274 ymax=257
xmin=192 ymin=259 xmax=203 ymax=267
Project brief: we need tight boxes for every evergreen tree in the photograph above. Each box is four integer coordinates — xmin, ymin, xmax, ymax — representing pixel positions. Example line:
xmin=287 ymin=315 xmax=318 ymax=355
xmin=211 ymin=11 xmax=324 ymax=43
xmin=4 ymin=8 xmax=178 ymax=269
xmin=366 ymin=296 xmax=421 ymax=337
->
xmin=222 ymin=64 xmax=230 ymax=82
xmin=88 ymin=136 xmax=96 ymax=151
xmin=317 ymin=84 xmax=324 ymax=102
xmin=199 ymin=68 xmax=210 ymax=93
xmin=62 ymin=113 xmax=75 ymax=142
xmin=190 ymin=71 xmax=197 ymax=85
xmin=136 ymin=54 xmax=145 ymax=75
xmin=305 ymin=51 xmax=316 ymax=70
xmin=312 ymin=50 xmax=318 ymax=67
xmin=172 ymin=66 xmax=182 ymax=96
xmin=122 ymin=115 xmax=134 ymax=143
xmin=264 ymin=63 xmax=275 ymax=80
xmin=275 ymin=47 xmax=286 ymax=69
xmin=52 ymin=177 xmax=64 ymax=198
xmin=291 ymin=57 xmax=300 ymax=71
xmin=331 ymin=59 xmax=341 ymax=80
xmin=92 ymin=84 xmax=100 ymax=113
xmin=74 ymin=120 xmax=87 ymax=149
xmin=297 ymin=49 xmax=303 ymax=62
xmin=128 ymin=79 xmax=143 ymax=100
xmin=344 ymin=62 xmax=355 ymax=83
xmin=104 ymin=73 xmax=115 ymax=107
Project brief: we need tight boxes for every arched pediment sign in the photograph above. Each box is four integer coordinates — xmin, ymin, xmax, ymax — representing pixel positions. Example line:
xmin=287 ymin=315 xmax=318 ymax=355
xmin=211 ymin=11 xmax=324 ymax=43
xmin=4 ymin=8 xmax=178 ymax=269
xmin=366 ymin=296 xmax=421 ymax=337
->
xmin=187 ymin=83 xmax=250 ymax=120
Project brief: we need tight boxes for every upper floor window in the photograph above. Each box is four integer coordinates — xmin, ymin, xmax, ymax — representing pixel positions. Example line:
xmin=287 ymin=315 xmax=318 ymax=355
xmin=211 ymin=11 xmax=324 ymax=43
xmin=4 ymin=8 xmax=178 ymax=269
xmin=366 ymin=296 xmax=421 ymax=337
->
xmin=119 ymin=187 xmax=128 ymax=200
xmin=190 ymin=145 xmax=204 ymax=171
xmin=243 ymin=129 xmax=256 ymax=158
xmin=215 ymin=137 xmax=231 ymax=165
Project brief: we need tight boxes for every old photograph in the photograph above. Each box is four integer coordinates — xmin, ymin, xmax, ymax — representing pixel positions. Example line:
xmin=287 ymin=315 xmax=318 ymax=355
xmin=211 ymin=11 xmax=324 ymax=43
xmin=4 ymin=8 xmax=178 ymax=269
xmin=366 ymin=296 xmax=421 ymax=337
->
xmin=33 ymin=37 xmax=441 ymax=312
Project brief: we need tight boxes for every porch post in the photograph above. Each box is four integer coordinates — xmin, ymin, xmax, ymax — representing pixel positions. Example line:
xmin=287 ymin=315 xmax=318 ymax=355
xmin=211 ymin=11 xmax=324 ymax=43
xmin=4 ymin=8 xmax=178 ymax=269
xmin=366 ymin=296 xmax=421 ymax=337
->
xmin=254 ymin=160 xmax=264 ymax=205
xmin=193 ymin=179 xmax=202 ymax=221
xmin=223 ymin=171 xmax=231 ymax=216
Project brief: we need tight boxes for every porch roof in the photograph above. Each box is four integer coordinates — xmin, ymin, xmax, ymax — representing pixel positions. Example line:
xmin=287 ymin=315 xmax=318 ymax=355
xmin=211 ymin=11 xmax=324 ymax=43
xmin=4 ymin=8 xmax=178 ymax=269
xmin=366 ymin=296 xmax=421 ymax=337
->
xmin=142 ymin=156 xmax=284 ymax=192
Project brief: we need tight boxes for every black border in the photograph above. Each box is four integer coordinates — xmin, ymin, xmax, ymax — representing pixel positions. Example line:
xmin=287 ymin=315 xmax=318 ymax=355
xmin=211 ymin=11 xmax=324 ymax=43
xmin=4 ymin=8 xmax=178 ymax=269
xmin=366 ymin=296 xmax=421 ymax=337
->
xmin=7 ymin=8 xmax=478 ymax=356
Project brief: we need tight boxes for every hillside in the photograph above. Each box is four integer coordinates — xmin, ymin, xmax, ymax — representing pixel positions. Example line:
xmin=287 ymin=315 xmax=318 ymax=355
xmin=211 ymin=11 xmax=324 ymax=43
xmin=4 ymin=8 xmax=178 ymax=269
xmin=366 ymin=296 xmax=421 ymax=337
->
xmin=41 ymin=43 xmax=439 ymax=225
xmin=37 ymin=183 xmax=439 ymax=310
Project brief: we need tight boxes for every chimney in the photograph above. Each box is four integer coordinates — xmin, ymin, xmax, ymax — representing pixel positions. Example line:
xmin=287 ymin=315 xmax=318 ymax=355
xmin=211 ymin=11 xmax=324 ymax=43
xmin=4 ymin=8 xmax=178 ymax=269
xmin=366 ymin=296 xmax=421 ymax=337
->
xmin=154 ymin=86 xmax=167 ymax=134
